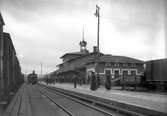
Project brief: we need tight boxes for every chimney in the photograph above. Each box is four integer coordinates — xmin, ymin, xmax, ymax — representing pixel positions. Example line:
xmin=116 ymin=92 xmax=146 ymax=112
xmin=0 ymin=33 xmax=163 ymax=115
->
xmin=93 ymin=46 xmax=98 ymax=53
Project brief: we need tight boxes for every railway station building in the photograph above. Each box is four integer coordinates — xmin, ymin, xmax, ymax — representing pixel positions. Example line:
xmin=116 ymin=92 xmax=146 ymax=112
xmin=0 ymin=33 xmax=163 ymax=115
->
xmin=56 ymin=38 xmax=144 ymax=85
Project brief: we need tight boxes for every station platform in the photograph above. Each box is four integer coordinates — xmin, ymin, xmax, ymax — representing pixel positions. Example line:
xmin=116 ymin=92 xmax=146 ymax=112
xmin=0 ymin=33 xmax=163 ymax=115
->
xmin=3 ymin=83 xmax=67 ymax=116
xmin=46 ymin=82 xmax=167 ymax=114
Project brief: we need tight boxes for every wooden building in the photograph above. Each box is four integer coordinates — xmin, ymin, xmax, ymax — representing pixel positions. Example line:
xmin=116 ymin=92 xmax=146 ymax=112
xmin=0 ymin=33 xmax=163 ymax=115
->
xmin=0 ymin=13 xmax=23 ymax=100
xmin=57 ymin=38 xmax=144 ymax=85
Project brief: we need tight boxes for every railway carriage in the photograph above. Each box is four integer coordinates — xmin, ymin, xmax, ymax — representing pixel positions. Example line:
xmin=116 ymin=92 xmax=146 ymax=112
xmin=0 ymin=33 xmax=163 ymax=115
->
xmin=145 ymin=59 xmax=167 ymax=90
xmin=0 ymin=13 xmax=23 ymax=101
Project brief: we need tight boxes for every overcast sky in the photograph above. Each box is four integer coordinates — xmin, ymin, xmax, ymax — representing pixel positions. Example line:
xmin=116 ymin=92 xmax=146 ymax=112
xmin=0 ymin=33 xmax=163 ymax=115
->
xmin=0 ymin=0 xmax=166 ymax=75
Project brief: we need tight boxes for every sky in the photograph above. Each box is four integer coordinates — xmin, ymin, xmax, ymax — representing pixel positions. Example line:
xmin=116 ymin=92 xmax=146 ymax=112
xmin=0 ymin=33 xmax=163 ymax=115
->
xmin=0 ymin=0 xmax=166 ymax=75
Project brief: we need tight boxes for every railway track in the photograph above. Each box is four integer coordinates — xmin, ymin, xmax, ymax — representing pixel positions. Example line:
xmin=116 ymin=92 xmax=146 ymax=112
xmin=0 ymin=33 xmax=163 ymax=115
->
xmin=36 ymin=85 xmax=120 ymax=116
xmin=36 ymin=88 xmax=74 ymax=116
xmin=36 ymin=84 xmax=144 ymax=116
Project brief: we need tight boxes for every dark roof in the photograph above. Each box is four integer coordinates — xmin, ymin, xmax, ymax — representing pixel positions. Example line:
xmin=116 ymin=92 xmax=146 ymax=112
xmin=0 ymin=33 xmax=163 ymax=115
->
xmin=0 ymin=12 xmax=5 ymax=25
xmin=57 ymin=52 xmax=103 ymax=72
xmin=58 ymin=52 xmax=103 ymax=66
xmin=99 ymin=55 xmax=144 ymax=63
xmin=68 ymin=52 xmax=103 ymax=62
xmin=56 ymin=63 xmax=63 ymax=67
xmin=145 ymin=58 xmax=167 ymax=62
xmin=60 ymin=52 xmax=86 ymax=58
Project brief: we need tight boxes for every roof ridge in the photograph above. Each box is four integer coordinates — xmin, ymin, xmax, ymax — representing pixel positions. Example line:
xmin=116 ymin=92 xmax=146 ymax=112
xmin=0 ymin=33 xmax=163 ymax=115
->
xmin=100 ymin=55 xmax=144 ymax=63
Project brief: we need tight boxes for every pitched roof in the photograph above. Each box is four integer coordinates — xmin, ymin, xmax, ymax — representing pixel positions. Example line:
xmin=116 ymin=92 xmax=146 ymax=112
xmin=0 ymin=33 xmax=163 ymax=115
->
xmin=0 ymin=12 xmax=5 ymax=25
xmin=146 ymin=58 xmax=167 ymax=62
xmin=68 ymin=52 xmax=103 ymax=62
xmin=57 ymin=52 xmax=103 ymax=72
xmin=99 ymin=55 xmax=144 ymax=63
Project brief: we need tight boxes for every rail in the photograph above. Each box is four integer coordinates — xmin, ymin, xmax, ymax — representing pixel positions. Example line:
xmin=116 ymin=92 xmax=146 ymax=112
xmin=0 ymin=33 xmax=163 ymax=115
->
xmin=39 ymin=84 xmax=140 ymax=116
xmin=36 ymin=87 xmax=75 ymax=116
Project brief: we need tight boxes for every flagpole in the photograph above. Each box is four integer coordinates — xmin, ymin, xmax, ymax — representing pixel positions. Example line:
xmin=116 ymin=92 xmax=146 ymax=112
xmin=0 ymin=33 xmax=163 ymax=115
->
xmin=40 ymin=62 xmax=42 ymax=78
xmin=96 ymin=5 xmax=100 ymax=52
xmin=94 ymin=5 xmax=101 ymax=89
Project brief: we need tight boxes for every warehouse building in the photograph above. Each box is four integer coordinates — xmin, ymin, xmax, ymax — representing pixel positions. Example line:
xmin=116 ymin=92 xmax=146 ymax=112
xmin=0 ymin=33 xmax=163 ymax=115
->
xmin=0 ymin=13 xmax=23 ymax=101
xmin=0 ymin=12 xmax=5 ymax=92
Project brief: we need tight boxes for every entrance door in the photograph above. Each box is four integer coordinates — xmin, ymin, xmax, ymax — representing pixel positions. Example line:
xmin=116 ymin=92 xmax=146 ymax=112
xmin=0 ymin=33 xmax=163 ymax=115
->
xmin=122 ymin=70 xmax=128 ymax=82
xmin=131 ymin=70 xmax=136 ymax=76
xmin=114 ymin=70 xmax=119 ymax=78
xmin=123 ymin=70 xmax=128 ymax=76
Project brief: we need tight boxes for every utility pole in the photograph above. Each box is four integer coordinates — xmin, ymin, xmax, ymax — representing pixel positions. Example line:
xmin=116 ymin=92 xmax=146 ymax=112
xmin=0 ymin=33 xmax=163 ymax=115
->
xmin=95 ymin=5 xmax=100 ymax=52
xmin=94 ymin=5 xmax=101 ymax=89
xmin=40 ymin=63 xmax=42 ymax=78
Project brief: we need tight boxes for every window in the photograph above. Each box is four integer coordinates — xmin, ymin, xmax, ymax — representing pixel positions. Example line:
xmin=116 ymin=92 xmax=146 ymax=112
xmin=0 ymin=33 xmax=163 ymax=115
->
xmin=105 ymin=70 xmax=111 ymax=75
xmin=87 ymin=68 xmax=95 ymax=73
xmin=123 ymin=63 xmax=127 ymax=67
xmin=114 ymin=63 xmax=119 ymax=67
xmin=132 ymin=64 xmax=136 ymax=67
xmin=105 ymin=62 xmax=111 ymax=66
xmin=128 ymin=63 xmax=131 ymax=67
xmin=131 ymin=70 xmax=136 ymax=76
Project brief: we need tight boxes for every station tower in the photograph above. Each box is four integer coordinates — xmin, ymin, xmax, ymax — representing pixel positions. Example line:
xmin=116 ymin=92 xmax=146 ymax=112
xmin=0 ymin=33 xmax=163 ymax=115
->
xmin=79 ymin=28 xmax=88 ymax=53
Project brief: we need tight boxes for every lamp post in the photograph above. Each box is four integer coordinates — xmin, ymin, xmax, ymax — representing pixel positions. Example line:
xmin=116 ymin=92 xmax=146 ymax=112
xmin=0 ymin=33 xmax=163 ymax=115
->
xmin=40 ymin=63 xmax=42 ymax=78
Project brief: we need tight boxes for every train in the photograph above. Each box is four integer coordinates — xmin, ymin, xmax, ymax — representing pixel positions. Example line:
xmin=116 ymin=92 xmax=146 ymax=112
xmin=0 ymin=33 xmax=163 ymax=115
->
xmin=115 ymin=59 xmax=167 ymax=91
xmin=144 ymin=59 xmax=167 ymax=91
xmin=27 ymin=71 xmax=38 ymax=84
xmin=0 ymin=13 xmax=24 ymax=101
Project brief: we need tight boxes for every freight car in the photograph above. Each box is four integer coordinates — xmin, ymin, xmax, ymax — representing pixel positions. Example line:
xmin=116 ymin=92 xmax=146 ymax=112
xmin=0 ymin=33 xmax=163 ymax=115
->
xmin=27 ymin=71 xmax=38 ymax=84
xmin=0 ymin=13 xmax=23 ymax=101
xmin=145 ymin=59 xmax=167 ymax=91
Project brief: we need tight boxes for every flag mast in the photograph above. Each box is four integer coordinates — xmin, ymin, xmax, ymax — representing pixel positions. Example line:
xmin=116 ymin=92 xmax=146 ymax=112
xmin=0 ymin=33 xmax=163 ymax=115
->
xmin=94 ymin=5 xmax=101 ymax=89
xmin=95 ymin=5 xmax=100 ymax=52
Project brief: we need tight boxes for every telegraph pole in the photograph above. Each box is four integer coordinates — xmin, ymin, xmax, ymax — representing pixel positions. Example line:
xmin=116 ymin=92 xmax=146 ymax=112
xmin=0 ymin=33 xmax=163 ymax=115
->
xmin=95 ymin=5 xmax=100 ymax=52
xmin=94 ymin=5 xmax=101 ymax=89
xmin=40 ymin=63 xmax=42 ymax=78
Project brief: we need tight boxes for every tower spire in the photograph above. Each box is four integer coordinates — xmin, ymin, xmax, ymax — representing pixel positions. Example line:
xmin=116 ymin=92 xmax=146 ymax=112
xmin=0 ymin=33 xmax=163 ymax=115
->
xmin=79 ymin=26 xmax=88 ymax=53
xmin=82 ymin=26 xmax=84 ymax=41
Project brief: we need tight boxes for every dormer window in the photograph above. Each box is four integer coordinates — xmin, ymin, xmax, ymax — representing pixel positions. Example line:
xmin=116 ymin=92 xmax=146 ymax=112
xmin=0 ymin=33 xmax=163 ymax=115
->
xmin=105 ymin=62 xmax=111 ymax=66
xmin=132 ymin=64 xmax=136 ymax=67
xmin=114 ymin=63 xmax=119 ymax=67
xmin=123 ymin=63 xmax=128 ymax=67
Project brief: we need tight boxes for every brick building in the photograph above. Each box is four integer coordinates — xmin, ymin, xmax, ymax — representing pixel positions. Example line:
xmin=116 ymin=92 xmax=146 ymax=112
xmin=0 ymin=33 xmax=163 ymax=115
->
xmin=57 ymin=36 xmax=144 ymax=85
